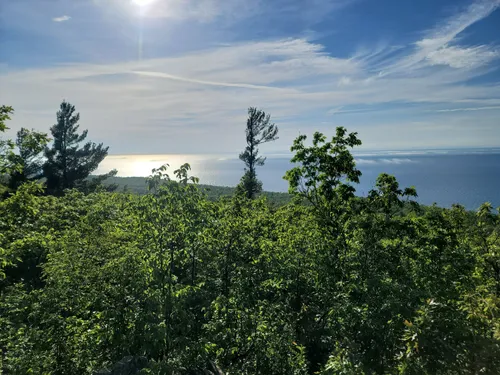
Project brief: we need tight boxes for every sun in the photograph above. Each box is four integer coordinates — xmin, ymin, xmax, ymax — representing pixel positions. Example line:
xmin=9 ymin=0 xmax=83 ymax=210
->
xmin=132 ymin=0 xmax=157 ymax=7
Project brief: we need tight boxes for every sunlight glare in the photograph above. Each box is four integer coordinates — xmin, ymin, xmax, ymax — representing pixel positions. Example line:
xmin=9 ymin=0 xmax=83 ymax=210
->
xmin=132 ymin=0 xmax=157 ymax=7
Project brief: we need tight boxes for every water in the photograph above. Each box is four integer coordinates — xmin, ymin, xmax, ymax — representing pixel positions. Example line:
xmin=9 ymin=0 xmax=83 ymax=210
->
xmin=353 ymin=153 xmax=500 ymax=210
xmin=98 ymin=151 xmax=500 ymax=210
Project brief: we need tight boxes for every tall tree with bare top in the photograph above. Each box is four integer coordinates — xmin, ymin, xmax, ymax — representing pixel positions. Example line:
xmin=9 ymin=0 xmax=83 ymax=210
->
xmin=237 ymin=107 xmax=278 ymax=199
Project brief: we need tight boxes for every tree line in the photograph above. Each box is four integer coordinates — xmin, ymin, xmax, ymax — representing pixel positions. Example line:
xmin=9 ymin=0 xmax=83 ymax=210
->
xmin=1 ymin=102 xmax=114 ymax=196
xmin=0 ymin=101 xmax=499 ymax=374
xmin=1 ymin=103 xmax=278 ymax=199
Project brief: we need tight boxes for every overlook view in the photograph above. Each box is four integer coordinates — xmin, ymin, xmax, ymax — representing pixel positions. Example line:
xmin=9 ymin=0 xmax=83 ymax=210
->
xmin=1 ymin=0 xmax=500 ymax=374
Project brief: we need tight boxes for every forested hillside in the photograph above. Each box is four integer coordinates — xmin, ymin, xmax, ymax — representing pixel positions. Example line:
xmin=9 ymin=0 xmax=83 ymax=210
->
xmin=106 ymin=176 xmax=292 ymax=205
xmin=1 ymin=104 xmax=500 ymax=374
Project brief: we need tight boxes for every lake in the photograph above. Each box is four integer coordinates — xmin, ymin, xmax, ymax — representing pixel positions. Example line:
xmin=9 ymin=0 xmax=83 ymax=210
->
xmin=97 ymin=149 xmax=500 ymax=210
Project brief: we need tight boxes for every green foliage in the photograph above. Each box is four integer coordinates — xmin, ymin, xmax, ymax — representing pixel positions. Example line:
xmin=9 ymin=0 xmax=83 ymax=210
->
xmin=7 ymin=128 xmax=51 ymax=191
xmin=237 ymin=107 xmax=278 ymax=199
xmin=1 ymin=126 xmax=499 ymax=374
xmin=0 ymin=106 xmax=19 ymax=192
xmin=0 ymin=105 xmax=13 ymax=133
xmin=105 ymin=175 xmax=293 ymax=205
xmin=43 ymin=101 xmax=111 ymax=196
xmin=284 ymin=127 xmax=361 ymax=203
xmin=368 ymin=173 xmax=418 ymax=214
xmin=78 ymin=168 xmax=119 ymax=194
xmin=284 ymin=127 xmax=362 ymax=241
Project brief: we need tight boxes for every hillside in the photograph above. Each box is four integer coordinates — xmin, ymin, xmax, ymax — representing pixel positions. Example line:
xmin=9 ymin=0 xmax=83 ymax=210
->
xmin=106 ymin=175 xmax=293 ymax=205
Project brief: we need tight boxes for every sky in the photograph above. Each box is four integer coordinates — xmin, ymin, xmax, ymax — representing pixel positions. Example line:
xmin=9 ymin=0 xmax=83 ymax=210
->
xmin=1 ymin=0 xmax=500 ymax=156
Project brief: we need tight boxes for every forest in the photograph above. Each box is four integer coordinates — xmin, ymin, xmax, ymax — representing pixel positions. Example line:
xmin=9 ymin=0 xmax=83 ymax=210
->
xmin=1 ymin=102 xmax=500 ymax=374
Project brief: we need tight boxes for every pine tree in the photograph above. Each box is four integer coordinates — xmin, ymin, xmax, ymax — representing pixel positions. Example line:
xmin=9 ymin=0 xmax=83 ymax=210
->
xmin=237 ymin=107 xmax=278 ymax=199
xmin=7 ymin=128 xmax=50 ymax=191
xmin=43 ymin=101 xmax=109 ymax=195
xmin=0 ymin=105 xmax=16 ymax=176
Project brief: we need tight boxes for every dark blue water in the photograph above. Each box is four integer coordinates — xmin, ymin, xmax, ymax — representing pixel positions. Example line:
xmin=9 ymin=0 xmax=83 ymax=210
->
xmin=193 ymin=152 xmax=500 ymax=210
xmin=353 ymin=154 xmax=500 ymax=210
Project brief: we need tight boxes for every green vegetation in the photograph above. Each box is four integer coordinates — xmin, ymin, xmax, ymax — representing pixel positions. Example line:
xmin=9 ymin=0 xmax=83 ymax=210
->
xmin=7 ymin=128 xmax=50 ymax=191
xmin=0 ymin=106 xmax=17 ymax=179
xmin=106 ymin=176 xmax=292 ymax=205
xmin=1 ymin=103 xmax=499 ymax=374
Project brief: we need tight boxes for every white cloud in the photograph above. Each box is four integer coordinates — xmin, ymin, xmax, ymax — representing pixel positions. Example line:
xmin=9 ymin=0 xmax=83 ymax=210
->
xmin=1 ymin=34 xmax=499 ymax=154
xmin=380 ymin=158 xmax=416 ymax=165
xmin=355 ymin=158 xmax=416 ymax=165
xmin=52 ymin=15 xmax=71 ymax=22
xmin=434 ymin=106 xmax=500 ymax=112
xmin=427 ymin=46 xmax=500 ymax=69
xmin=1 ymin=0 xmax=500 ymax=154
xmin=426 ymin=45 xmax=499 ymax=69
xmin=419 ymin=0 xmax=500 ymax=48
xmin=132 ymin=70 xmax=296 ymax=91
xmin=384 ymin=0 xmax=500 ymax=74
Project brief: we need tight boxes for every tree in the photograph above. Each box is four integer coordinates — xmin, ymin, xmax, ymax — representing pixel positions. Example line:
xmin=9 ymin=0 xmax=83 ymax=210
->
xmin=0 ymin=106 xmax=16 ymax=175
xmin=7 ymin=128 xmax=50 ymax=191
xmin=475 ymin=202 xmax=500 ymax=296
xmin=0 ymin=106 xmax=12 ymax=133
xmin=368 ymin=173 xmax=417 ymax=215
xmin=282 ymin=127 xmax=364 ymax=371
xmin=43 ymin=101 xmax=110 ymax=195
xmin=3 ymin=120 xmax=500 ymax=374
xmin=284 ymin=127 xmax=362 ymax=230
xmin=237 ymin=107 xmax=278 ymax=199
xmin=0 ymin=105 xmax=19 ymax=196
xmin=77 ymin=169 xmax=119 ymax=194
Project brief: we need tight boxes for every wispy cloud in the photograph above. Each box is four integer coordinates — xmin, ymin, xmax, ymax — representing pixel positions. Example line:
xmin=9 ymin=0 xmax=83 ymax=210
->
xmin=426 ymin=45 xmax=499 ymax=69
xmin=52 ymin=15 xmax=71 ymax=22
xmin=355 ymin=158 xmax=417 ymax=165
xmin=1 ymin=0 xmax=499 ymax=154
xmin=2 ymin=31 xmax=499 ymax=153
xmin=419 ymin=0 xmax=500 ymax=47
xmin=131 ymin=71 xmax=298 ymax=91
xmin=434 ymin=106 xmax=500 ymax=112
xmin=382 ymin=0 xmax=500 ymax=75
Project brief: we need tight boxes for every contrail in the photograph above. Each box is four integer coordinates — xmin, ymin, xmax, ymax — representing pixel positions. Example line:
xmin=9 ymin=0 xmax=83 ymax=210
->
xmin=132 ymin=70 xmax=296 ymax=92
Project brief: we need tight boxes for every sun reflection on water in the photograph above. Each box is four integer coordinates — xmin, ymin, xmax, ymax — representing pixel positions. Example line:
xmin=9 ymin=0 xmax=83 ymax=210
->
xmin=97 ymin=154 xmax=226 ymax=178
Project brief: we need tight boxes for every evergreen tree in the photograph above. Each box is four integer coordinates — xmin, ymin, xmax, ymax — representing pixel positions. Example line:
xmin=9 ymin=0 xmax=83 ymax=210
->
xmin=0 ymin=105 xmax=16 ymax=176
xmin=1 ymin=105 xmax=18 ymax=196
xmin=237 ymin=107 xmax=278 ymax=199
xmin=77 ymin=168 xmax=119 ymax=194
xmin=7 ymin=128 xmax=50 ymax=191
xmin=43 ymin=101 xmax=109 ymax=195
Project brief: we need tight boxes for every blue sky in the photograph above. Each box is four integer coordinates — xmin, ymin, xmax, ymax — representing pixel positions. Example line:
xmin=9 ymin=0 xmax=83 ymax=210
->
xmin=1 ymin=0 xmax=500 ymax=155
